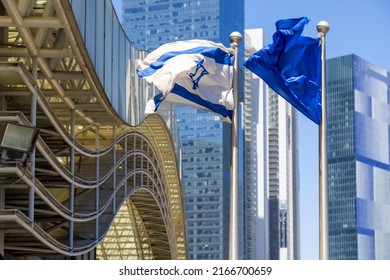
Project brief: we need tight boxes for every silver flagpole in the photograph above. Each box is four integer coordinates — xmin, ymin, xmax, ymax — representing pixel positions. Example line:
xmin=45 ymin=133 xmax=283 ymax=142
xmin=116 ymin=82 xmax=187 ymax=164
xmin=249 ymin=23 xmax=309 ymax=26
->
xmin=317 ymin=21 xmax=330 ymax=260
xmin=229 ymin=31 xmax=242 ymax=260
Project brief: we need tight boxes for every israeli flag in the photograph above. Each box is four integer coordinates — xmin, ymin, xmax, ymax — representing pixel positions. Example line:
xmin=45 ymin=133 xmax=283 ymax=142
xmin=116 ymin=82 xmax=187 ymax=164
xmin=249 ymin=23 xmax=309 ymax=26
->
xmin=137 ymin=40 xmax=234 ymax=122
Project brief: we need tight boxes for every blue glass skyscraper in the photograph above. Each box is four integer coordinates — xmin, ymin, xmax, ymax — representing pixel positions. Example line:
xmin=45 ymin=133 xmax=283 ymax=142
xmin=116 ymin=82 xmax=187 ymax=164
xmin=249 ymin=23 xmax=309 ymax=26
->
xmin=327 ymin=54 xmax=390 ymax=259
xmin=121 ymin=0 xmax=244 ymax=259
xmin=121 ymin=0 xmax=243 ymax=53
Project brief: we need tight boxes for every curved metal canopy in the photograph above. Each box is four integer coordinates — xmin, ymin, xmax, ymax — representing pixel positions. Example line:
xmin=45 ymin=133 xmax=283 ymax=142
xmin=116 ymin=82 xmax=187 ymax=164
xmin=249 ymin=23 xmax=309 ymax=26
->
xmin=0 ymin=0 xmax=187 ymax=260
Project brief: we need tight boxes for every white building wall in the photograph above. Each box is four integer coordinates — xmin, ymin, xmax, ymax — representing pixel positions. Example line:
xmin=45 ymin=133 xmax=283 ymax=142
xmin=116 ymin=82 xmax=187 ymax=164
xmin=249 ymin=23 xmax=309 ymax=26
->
xmin=245 ymin=28 xmax=268 ymax=260
xmin=278 ymin=98 xmax=288 ymax=260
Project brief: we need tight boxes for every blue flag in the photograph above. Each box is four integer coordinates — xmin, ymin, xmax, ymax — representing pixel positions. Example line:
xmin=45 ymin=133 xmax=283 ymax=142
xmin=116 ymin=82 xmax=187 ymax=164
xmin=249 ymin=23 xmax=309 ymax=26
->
xmin=244 ymin=17 xmax=322 ymax=124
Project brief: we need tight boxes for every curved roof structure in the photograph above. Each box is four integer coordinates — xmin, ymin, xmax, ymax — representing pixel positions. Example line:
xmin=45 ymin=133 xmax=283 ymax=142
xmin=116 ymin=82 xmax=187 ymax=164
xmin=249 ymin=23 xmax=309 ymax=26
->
xmin=0 ymin=0 xmax=187 ymax=260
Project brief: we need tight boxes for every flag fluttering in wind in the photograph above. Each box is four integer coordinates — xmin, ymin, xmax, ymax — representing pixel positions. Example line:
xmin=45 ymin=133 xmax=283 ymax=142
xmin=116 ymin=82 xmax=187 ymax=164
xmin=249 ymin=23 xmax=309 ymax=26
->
xmin=137 ymin=40 xmax=234 ymax=122
xmin=244 ymin=17 xmax=322 ymax=124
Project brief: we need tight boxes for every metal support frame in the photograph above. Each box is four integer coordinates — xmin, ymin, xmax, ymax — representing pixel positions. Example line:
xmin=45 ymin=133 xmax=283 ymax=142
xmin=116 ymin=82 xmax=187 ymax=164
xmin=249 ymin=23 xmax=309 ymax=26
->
xmin=133 ymin=134 xmax=136 ymax=191
xmin=95 ymin=124 xmax=100 ymax=241
xmin=146 ymin=139 xmax=150 ymax=190
xmin=28 ymin=56 xmax=37 ymax=224
xmin=124 ymin=130 xmax=128 ymax=197
xmin=140 ymin=137 xmax=144 ymax=187
xmin=69 ymin=109 xmax=75 ymax=250
xmin=0 ymin=0 xmax=188 ymax=260
xmin=112 ymin=125 xmax=116 ymax=213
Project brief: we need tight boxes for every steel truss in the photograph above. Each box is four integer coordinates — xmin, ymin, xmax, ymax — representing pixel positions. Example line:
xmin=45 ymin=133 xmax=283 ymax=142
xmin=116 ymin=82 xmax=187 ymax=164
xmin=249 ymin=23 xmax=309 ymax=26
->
xmin=0 ymin=0 xmax=187 ymax=260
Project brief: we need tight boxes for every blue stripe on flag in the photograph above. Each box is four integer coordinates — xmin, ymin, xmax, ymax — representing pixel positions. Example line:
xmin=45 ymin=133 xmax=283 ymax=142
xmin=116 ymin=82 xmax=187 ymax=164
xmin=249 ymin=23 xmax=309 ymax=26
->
xmin=171 ymin=83 xmax=233 ymax=120
xmin=152 ymin=92 xmax=164 ymax=112
xmin=137 ymin=46 xmax=233 ymax=78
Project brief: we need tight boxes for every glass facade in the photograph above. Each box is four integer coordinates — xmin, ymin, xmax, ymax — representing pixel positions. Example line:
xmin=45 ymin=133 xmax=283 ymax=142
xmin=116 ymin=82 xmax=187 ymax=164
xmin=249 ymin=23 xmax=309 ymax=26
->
xmin=70 ymin=0 xmax=127 ymax=122
xmin=267 ymin=89 xmax=299 ymax=260
xmin=327 ymin=54 xmax=390 ymax=259
xmin=68 ymin=0 xmax=156 ymax=126
xmin=68 ymin=0 xmax=179 ymax=151
xmin=122 ymin=0 xmax=219 ymax=51
xmin=243 ymin=37 xmax=257 ymax=259
xmin=267 ymin=90 xmax=281 ymax=259
xmin=122 ymin=0 xmax=244 ymax=259
xmin=177 ymin=108 xmax=230 ymax=259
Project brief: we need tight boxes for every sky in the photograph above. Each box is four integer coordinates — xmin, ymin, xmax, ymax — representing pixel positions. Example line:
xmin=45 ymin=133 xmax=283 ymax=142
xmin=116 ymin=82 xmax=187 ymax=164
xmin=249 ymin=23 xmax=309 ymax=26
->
xmin=244 ymin=0 xmax=390 ymax=259
xmin=112 ymin=0 xmax=390 ymax=260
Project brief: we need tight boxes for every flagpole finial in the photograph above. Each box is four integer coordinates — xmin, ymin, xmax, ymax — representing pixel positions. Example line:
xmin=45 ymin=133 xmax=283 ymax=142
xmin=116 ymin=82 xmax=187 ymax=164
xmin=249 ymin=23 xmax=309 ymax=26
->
xmin=316 ymin=21 xmax=330 ymax=35
xmin=229 ymin=32 xmax=242 ymax=45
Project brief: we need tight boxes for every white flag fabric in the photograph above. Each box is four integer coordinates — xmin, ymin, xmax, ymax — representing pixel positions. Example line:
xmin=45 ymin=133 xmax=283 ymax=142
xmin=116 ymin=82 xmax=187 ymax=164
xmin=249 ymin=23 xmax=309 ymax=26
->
xmin=137 ymin=40 xmax=234 ymax=122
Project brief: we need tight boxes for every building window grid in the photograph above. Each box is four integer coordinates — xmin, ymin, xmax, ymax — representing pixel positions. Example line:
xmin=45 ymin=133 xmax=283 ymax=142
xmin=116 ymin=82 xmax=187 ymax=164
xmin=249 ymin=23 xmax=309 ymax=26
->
xmin=326 ymin=55 xmax=390 ymax=259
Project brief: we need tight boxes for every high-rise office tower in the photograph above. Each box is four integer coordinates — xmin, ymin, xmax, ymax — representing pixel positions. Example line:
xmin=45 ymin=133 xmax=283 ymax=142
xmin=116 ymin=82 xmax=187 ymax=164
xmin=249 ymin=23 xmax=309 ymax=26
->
xmin=327 ymin=55 xmax=390 ymax=259
xmin=245 ymin=29 xmax=300 ymax=260
xmin=121 ymin=0 xmax=244 ymax=259
xmin=244 ymin=29 xmax=264 ymax=260
xmin=121 ymin=0 xmax=243 ymax=53
xmin=266 ymin=88 xmax=300 ymax=260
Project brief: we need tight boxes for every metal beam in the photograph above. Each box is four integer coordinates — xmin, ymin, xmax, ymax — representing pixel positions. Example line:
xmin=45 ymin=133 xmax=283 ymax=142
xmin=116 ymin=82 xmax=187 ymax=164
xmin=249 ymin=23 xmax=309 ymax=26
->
xmin=0 ymin=89 xmax=94 ymax=98
xmin=0 ymin=16 xmax=62 ymax=28
xmin=37 ymin=71 xmax=85 ymax=80
xmin=0 ymin=47 xmax=73 ymax=58
xmin=33 ymin=1 xmax=55 ymax=49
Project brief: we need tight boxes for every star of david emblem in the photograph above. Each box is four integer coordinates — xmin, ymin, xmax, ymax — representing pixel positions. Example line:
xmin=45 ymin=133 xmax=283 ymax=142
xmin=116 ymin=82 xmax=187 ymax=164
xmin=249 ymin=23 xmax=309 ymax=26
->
xmin=188 ymin=59 xmax=209 ymax=90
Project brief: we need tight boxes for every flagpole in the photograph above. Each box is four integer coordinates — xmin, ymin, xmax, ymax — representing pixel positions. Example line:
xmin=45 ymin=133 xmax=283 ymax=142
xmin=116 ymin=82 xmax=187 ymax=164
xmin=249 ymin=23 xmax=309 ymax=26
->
xmin=229 ymin=31 xmax=242 ymax=260
xmin=317 ymin=21 xmax=330 ymax=260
